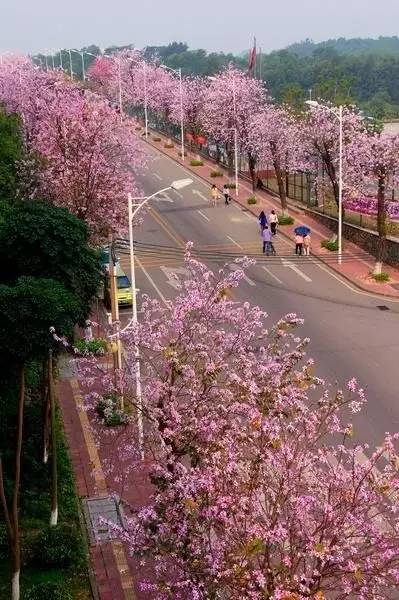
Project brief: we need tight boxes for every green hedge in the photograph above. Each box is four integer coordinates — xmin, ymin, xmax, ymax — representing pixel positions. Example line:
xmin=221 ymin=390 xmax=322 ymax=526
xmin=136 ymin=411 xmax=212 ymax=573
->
xmin=247 ymin=196 xmax=257 ymax=205
xmin=321 ymin=239 xmax=338 ymax=251
xmin=210 ymin=170 xmax=223 ymax=178
xmin=278 ymin=214 xmax=294 ymax=225
xmin=371 ymin=271 xmax=390 ymax=282
xmin=190 ymin=159 xmax=204 ymax=167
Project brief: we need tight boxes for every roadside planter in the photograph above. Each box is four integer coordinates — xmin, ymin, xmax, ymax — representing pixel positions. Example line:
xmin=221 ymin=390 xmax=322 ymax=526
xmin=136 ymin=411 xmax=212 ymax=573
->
xmin=73 ymin=338 xmax=108 ymax=356
xmin=96 ymin=393 xmax=130 ymax=426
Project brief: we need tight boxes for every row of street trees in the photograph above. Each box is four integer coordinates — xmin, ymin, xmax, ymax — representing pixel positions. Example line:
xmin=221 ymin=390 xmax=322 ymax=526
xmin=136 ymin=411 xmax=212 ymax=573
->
xmin=0 ymin=56 xmax=146 ymax=599
xmin=87 ymin=53 xmax=399 ymax=264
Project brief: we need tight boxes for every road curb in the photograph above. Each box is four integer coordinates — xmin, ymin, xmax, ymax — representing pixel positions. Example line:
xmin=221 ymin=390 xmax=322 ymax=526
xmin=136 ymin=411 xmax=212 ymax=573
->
xmin=142 ymin=134 xmax=399 ymax=300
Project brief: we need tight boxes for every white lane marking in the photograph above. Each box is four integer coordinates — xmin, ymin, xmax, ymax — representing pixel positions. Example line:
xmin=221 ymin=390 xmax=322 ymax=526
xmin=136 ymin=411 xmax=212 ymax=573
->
xmin=227 ymin=235 xmax=243 ymax=249
xmin=314 ymin=261 xmax=399 ymax=302
xmin=153 ymin=173 xmax=163 ymax=181
xmin=229 ymin=263 xmax=256 ymax=286
xmin=160 ymin=265 xmax=190 ymax=290
xmin=173 ymin=190 xmax=184 ymax=199
xmin=135 ymin=256 xmax=168 ymax=305
xmin=146 ymin=147 xmax=399 ymax=302
xmin=154 ymin=192 xmax=174 ymax=203
xmin=198 ymin=210 xmax=210 ymax=222
xmin=282 ymin=259 xmax=312 ymax=282
xmin=262 ymin=265 xmax=283 ymax=284
xmin=192 ymin=189 xmax=210 ymax=202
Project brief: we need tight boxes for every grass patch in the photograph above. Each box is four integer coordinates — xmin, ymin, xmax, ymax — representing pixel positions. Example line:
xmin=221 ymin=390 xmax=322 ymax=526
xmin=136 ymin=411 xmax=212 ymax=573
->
xmin=278 ymin=214 xmax=294 ymax=225
xmin=371 ymin=271 xmax=390 ymax=282
xmin=190 ymin=159 xmax=204 ymax=167
xmin=247 ymin=196 xmax=257 ymax=205
xmin=210 ymin=170 xmax=223 ymax=178
xmin=321 ymin=239 xmax=339 ymax=251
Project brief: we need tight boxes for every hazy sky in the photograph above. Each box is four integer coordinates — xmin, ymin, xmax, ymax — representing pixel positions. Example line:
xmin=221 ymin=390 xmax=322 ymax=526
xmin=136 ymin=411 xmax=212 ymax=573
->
xmin=2 ymin=0 xmax=399 ymax=55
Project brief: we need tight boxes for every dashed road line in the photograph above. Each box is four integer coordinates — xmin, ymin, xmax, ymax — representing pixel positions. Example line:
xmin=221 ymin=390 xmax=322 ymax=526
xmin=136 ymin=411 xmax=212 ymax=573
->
xmin=153 ymin=172 xmax=163 ymax=181
xmin=198 ymin=210 xmax=210 ymax=222
xmin=262 ymin=265 xmax=283 ymax=284
xmin=227 ymin=235 xmax=243 ymax=249
xmin=282 ymin=259 xmax=312 ymax=282
xmin=135 ymin=255 xmax=168 ymax=305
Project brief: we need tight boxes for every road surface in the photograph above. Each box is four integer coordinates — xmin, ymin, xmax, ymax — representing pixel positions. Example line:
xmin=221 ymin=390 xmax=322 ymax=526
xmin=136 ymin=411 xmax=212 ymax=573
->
xmin=118 ymin=146 xmax=399 ymax=452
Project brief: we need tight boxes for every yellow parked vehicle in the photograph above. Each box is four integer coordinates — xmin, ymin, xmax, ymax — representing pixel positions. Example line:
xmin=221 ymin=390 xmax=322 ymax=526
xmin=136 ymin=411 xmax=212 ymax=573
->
xmin=104 ymin=264 xmax=132 ymax=307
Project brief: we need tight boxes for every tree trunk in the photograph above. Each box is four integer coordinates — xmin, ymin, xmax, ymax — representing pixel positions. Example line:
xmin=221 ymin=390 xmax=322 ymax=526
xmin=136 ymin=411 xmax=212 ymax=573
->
xmin=0 ymin=366 xmax=25 ymax=600
xmin=374 ymin=172 xmax=387 ymax=274
xmin=49 ymin=352 xmax=58 ymax=526
xmin=272 ymin=153 xmax=288 ymax=215
xmin=226 ymin=142 xmax=234 ymax=177
xmin=248 ymin=152 xmax=257 ymax=193
xmin=42 ymin=359 xmax=50 ymax=464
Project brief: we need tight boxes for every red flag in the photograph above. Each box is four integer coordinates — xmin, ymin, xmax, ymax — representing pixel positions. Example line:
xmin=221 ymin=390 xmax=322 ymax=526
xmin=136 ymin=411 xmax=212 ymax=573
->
xmin=248 ymin=37 xmax=257 ymax=74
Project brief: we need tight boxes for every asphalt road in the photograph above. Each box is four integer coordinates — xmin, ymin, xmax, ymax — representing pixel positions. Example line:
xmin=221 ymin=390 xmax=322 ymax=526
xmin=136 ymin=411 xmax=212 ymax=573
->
xmin=118 ymin=146 xmax=399 ymax=452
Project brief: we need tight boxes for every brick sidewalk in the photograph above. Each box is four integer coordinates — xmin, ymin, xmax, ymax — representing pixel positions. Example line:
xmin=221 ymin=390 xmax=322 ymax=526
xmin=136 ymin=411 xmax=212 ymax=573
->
xmin=58 ymin=357 xmax=154 ymax=600
xmin=142 ymin=128 xmax=399 ymax=299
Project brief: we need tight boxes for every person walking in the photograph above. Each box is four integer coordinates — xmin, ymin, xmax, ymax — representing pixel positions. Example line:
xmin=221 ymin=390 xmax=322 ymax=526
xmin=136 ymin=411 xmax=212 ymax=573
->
xmin=223 ymin=184 xmax=230 ymax=205
xmin=262 ymin=225 xmax=275 ymax=255
xmin=303 ymin=233 xmax=311 ymax=256
xmin=211 ymin=184 xmax=219 ymax=207
xmin=269 ymin=210 xmax=278 ymax=235
xmin=258 ymin=210 xmax=267 ymax=231
xmin=295 ymin=233 xmax=304 ymax=256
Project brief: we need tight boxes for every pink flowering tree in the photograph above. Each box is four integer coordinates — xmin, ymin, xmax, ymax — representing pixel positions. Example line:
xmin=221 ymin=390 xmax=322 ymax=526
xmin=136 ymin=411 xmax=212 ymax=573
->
xmin=169 ymin=76 xmax=209 ymax=146
xmin=247 ymin=105 xmax=304 ymax=214
xmin=346 ymin=131 xmax=399 ymax=271
xmin=202 ymin=65 xmax=268 ymax=189
xmin=97 ymin=251 xmax=399 ymax=598
xmin=0 ymin=57 xmax=146 ymax=239
xmin=303 ymin=104 xmax=364 ymax=208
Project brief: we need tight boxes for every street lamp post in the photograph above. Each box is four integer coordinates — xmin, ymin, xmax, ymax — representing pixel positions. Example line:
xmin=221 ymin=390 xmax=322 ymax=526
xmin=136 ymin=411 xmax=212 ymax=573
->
xmin=70 ymin=49 xmax=86 ymax=80
xmin=126 ymin=178 xmax=193 ymax=458
xmin=125 ymin=54 xmax=149 ymax=138
xmin=232 ymin=78 xmax=239 ymax=196
xmin=68 ymin=49 xmax=73 ymax=79
xmin=306 ymin=100 xmax=344 ymax=265
xmin=161 ymin=64 xmax=184 ymax=160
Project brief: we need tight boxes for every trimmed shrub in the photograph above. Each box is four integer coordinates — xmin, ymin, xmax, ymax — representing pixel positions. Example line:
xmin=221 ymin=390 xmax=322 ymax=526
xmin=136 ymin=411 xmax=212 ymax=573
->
xmin=73 ymin=337 xmax=107 ymax=356
xmin=134 ymin=126 xmax=142 ymax=131
xmin=152 ymin=136 xmax=161 ymax=142
xmin=33 ymin=524 xmax=82 ymax=568
xmin=24 ymin=582 xmax=73 ymax=600
xmin=278 ymin=214 xmax=294 ymax=225
xmin=164 ymin=143 xmax=174 ymax=148
xmin=371 ymin=271 xmax=390 ymax=282
xmin=225 ymin=182 xmax=236 ymax=189
xmin=190 ymin=159 xmax=204 ymax=167
xmin=247 ymin=196 xmax=257 ymax=205
xmin=321 ymin=239 xmax=339 ymax=251
xmin=210 ymin=170 xmax=223 ymax=178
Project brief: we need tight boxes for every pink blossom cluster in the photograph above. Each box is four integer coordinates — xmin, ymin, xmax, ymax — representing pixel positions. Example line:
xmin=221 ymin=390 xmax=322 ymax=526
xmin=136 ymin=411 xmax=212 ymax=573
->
xmin=0 ymin=55 xmax=146 ymax=238
xmin=84 ymin=251 xmax=399 ymax=599
xmin=345 ymin=196 xmax=399 ymax=220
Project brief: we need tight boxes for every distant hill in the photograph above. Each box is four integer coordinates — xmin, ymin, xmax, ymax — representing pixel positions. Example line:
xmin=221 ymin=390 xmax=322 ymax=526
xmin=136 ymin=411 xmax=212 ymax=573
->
xmin=286 ymin=36 xmax=399 ymax=57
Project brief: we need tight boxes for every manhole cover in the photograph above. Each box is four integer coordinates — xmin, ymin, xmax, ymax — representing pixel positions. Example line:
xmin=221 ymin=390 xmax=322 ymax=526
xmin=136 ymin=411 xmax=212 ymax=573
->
xmin=83 ymin=496 xmax=126 ymax=544
xmin=376 ymin=305 xmax=390 ymax=311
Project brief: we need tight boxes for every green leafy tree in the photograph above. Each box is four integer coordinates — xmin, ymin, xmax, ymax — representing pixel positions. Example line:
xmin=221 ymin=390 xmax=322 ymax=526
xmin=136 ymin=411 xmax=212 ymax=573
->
xmin=0 ymin=200 xmax=102 ymax=323
xmin=0 ymin=277 xmax=79 ymax=600
xmin=0 ymin=110 xmax=23 ymax=202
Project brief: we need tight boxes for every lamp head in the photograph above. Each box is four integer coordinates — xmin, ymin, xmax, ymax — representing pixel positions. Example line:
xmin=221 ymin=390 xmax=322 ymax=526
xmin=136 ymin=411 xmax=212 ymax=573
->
xmin=171 ymin=178 xmax=193 ymax=191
